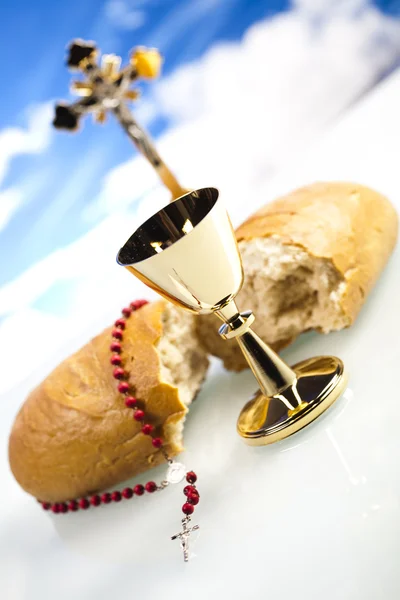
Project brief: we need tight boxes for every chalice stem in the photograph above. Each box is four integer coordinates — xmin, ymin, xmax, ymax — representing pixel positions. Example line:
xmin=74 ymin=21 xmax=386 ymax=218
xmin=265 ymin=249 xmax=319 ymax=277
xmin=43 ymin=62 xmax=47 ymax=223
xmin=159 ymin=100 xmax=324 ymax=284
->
xmin=216 ymin=303 xmax=297 ymax=401
xmin=112 ymin=103 xmax=186 ymax=200
xmin=236 ymin=329 xmax=297 ymax=400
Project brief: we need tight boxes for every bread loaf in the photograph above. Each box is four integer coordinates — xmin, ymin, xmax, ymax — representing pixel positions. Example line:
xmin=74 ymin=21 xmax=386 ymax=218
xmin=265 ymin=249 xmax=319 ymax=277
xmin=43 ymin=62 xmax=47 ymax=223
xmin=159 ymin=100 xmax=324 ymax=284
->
xmin=197 ymin=182 xmax=398 ymax=371
xmin=9 ymin=301 xmax=209 ymax=502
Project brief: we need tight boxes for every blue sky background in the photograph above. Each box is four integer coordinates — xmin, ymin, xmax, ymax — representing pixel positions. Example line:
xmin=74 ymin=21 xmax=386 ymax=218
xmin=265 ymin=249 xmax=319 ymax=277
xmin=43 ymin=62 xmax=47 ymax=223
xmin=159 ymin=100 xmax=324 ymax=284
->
xmin=0 ymin=0 xmax=400 ymax=393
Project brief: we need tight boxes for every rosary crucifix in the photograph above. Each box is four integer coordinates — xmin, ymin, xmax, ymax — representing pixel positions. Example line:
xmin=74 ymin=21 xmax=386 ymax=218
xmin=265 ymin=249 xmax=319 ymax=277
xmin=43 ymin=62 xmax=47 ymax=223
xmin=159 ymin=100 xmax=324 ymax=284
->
xmin=53 ymin=39 xmax=187 ymax=200
xmin=171 ymin=517 xmax=200 ymax=562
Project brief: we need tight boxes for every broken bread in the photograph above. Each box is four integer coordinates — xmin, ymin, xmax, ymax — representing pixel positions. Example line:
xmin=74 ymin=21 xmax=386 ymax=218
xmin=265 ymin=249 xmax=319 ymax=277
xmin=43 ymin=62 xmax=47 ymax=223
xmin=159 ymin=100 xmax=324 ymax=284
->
xmin=197 ymin=182 xmax=398 ymax=371
xmin=9 ymin=301 xmax=209 ymax=503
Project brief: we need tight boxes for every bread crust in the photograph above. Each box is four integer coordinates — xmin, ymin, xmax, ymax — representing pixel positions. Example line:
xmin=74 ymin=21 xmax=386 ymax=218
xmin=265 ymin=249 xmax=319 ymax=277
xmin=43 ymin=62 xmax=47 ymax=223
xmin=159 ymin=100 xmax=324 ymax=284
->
xmin=9 ymin=301 xmax=187 ymax=502
xmin=198 ymin=182 xmax=398 ymax=371
xmin=236 ymin=182 xmax=398 ymax=325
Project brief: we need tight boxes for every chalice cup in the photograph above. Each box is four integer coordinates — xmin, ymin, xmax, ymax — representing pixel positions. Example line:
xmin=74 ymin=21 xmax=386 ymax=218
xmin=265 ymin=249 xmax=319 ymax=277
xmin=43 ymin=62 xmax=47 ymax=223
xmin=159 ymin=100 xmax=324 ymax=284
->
xmin=117 ymin=187 xmax=347 ymax=445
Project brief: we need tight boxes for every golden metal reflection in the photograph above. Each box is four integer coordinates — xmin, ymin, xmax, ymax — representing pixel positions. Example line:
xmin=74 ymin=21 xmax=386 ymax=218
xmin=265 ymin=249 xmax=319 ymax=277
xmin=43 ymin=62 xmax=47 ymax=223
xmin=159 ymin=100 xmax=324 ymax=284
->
xmin=101 ymin=54 xmax=122 ymax=80
xmin=117 ymin=188 xmax=348 ymax=444
xmin=237 ymin=356 xmax=347 ymax=445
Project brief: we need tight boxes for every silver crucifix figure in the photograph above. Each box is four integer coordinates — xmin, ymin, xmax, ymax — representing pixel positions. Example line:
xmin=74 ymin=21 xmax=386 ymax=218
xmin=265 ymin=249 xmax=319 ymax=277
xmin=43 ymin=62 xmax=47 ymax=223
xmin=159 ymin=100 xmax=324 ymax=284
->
xmin=53 ymin=39 xmax=187 ymax=200
xmin=171 ymin=517 xmax=200 ymax=562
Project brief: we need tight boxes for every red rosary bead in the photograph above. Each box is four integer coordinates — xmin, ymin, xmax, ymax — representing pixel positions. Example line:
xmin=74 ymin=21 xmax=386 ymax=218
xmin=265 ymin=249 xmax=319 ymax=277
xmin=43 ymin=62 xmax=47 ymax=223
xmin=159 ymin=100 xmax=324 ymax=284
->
xmin=182 ymin=502 xmax=194 ymax=515
xmin=112 ymin=328 xmax=123 ymax=340
xmin=110 ymin=354 xmax=122 ymax=366
xmin=133 ymin=484 xmax=145 ymax=496
xmin=111 ymin=491 xmax=122 ymax=502
xmin=51 ymin=503 xmax=60 ymax=514
xmin=90 ymin=495 xmax=101 ymax=507
xmin=115 ymin=318 xmax=126 ymax=329
xmin=113 ymin=367 xmax=125 ymax=380
xmin=130 ymin=299 xmax=148 ymax=310
xmin=79 ymin=498 xmax=90 ymax=510
xmin=68 ymin=500 xmax=78 ymax=512
xmin=183 ymin=485 xmax=197 ymax=496
xmin=125 ymin=396 xmax=137 ymax=408
xmin=187 ymin=493 xmax=199 ymax=506
xmin=101 ymin=493 xmax=112 ymax=504
xmin=122 ymin=487 xmax=133 ymax=499
xmin=41 ymin=502 xmax=51 ymax=510
xmin=118 ymin=382 xmax=129 ymax=394
xmin=186 ymin=471 xmax=197 ymax=484
xmin=110 ymin=341 xmax=122 ymax=353
xmin=142 ymin=423 xmax=154 ymax=435
xmin=59 ymin=503 xmax=68 ymax=513
xmin=145 ymin=481 xmax=157 ymax=493
xmin=122 ymin=307 xmax=132 ymax=317
xmin=152 ymin=437 xmax=163 ymax=448
xmin=134 ymin=409 xmax=145 ymax=421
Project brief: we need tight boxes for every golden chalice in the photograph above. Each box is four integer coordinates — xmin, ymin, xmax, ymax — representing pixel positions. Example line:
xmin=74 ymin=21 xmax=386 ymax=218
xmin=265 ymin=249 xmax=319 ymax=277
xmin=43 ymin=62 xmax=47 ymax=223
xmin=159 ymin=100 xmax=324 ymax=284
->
xmin=117 ymin=188 xmax=347 ymax=444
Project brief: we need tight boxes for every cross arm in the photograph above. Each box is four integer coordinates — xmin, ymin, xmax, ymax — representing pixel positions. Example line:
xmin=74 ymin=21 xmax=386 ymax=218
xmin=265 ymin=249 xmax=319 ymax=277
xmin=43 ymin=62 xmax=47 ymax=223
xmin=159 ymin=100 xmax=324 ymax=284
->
xmin=53 ymin=96 xmax=101 ymax=131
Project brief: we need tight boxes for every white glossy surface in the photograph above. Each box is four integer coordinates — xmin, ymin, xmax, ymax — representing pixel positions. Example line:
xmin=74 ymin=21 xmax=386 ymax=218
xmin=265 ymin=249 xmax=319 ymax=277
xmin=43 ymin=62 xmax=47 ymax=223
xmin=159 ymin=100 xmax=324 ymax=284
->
xmin=1 ymin=70 xmax=400 ymax=599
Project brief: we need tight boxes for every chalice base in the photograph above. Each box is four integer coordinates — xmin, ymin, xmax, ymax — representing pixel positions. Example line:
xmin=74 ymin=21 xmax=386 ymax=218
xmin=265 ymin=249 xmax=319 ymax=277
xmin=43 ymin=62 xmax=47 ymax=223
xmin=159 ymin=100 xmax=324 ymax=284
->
xmin=237 ymin=356 xmax=347 ymax=445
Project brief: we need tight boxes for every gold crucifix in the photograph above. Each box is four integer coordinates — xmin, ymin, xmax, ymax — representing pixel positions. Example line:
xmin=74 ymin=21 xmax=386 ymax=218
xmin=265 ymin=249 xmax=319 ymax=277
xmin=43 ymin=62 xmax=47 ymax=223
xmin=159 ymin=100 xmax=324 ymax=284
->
xmin=53 ymin=39 xmax=187 ymax=200
xmin=171 ymin=517 xmax=199 ymax=562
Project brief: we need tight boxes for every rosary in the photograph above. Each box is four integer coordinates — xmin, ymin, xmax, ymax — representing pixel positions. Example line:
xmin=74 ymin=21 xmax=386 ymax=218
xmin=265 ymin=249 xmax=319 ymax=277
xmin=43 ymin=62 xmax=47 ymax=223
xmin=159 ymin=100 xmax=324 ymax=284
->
xmin=38 ymin=299 xmax=200 ymax=563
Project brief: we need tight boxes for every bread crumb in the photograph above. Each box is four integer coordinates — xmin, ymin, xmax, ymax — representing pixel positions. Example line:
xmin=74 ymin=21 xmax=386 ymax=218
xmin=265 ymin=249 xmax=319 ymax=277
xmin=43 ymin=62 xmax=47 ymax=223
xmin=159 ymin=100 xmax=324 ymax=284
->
xmin=158 ymin=304 xmax=208 ymax=406
xmin=238 ymin=237 xmax=347 ymax=342
xmin=157 ymin=304 xmax=209 ymax=448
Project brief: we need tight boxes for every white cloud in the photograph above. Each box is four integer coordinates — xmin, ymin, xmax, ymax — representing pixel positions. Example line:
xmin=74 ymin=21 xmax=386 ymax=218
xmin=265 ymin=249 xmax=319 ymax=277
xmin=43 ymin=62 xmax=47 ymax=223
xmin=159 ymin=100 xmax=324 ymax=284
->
xmin=104 ymin=0 xmax=146 ymax=30
xmin=293 ymin=0 xmax=374 ymax=15
xmin=0 ymin=102 xmax=53 ymax=188
xmin=0 ymin=188 xmax=24 ymax=231
xmin=0 ymin=102 xmax=53 ymax=232
xmin=83 ymin=157 xmax=155 ymax=220
xmin=154 ymin=1 xmax=400 ymax=130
